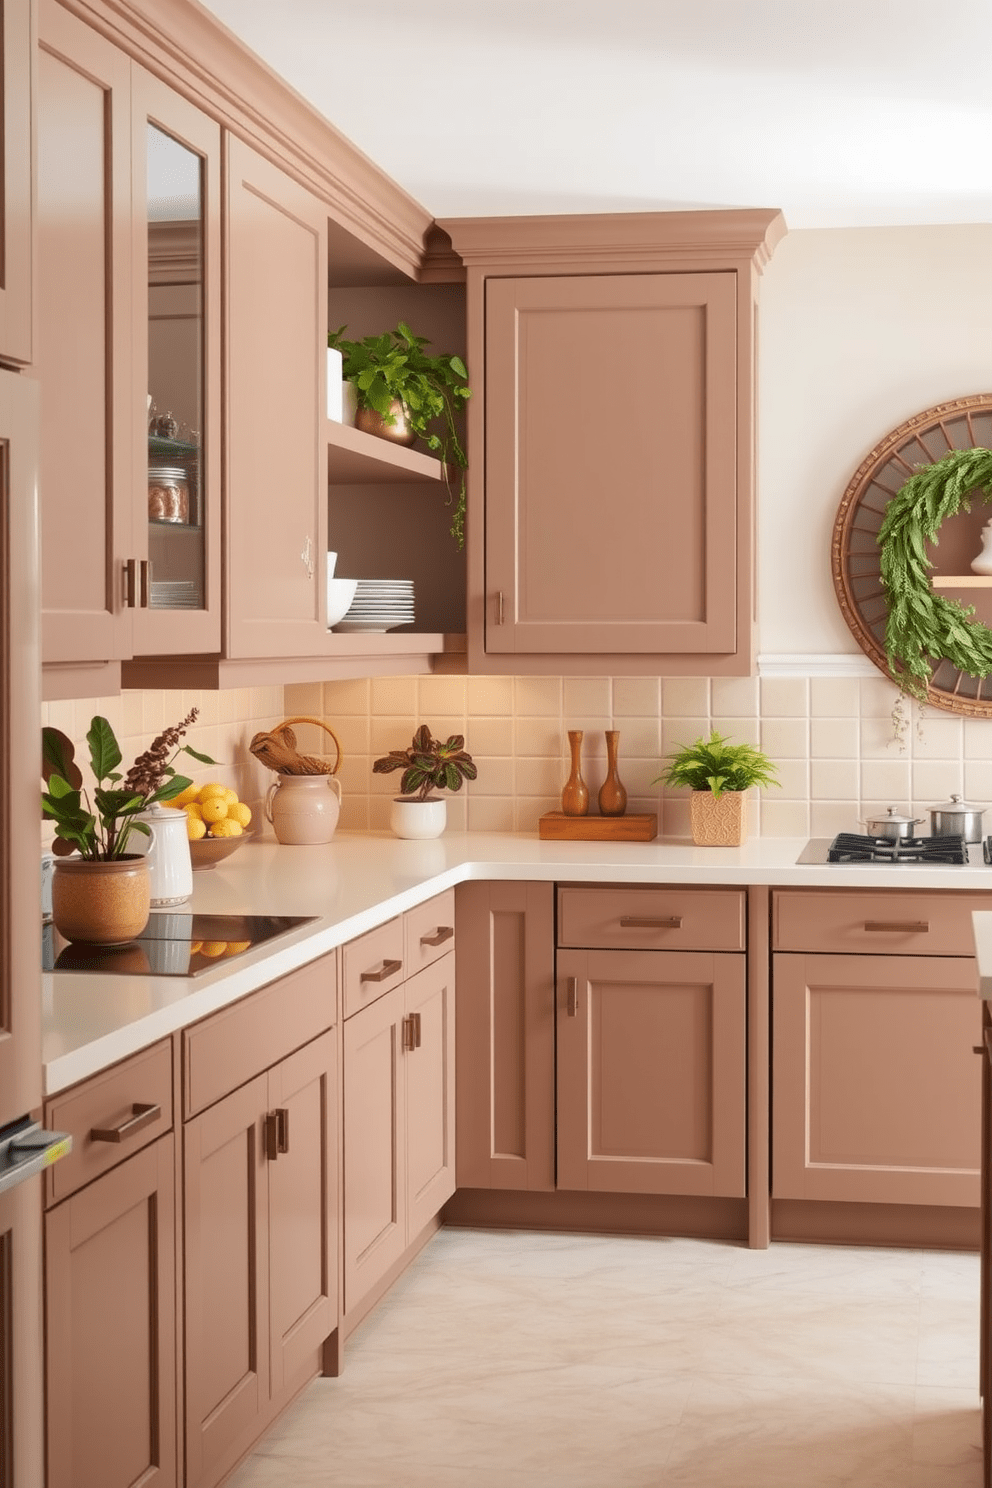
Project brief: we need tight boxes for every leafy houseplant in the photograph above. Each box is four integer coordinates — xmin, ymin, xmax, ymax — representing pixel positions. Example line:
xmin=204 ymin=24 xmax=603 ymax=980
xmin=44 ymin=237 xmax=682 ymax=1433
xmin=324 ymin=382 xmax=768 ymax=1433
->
xmin=373 ymin=724 xmax=477 ymax=840
xmin=42 ymin=708 xmax=215 ymax=859
xmin=654 ymin=730 xmax=779 ymax=846
xmin=327 ymin=321 xmax=471 ymax=548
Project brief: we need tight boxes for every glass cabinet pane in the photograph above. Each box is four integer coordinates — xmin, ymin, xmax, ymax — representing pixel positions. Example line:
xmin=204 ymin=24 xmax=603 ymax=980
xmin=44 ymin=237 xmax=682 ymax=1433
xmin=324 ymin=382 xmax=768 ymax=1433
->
xmin=146 ymin=123 xmax=205 ymax=612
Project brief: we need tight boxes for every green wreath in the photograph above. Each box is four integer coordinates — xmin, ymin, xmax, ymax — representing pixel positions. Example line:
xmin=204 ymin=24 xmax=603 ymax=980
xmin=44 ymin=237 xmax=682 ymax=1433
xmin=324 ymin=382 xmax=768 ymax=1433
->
xmin=879 ymin=446 xmax=992 ymax=698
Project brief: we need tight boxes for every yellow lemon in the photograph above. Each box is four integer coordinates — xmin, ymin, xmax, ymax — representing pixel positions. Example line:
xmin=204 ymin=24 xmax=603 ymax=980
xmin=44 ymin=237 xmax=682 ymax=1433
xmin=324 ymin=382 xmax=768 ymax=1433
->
xmin=186 ymin=816 xmax=207 ymax=841
xmin=224 ymin=940 xmax=252 ymax=956
xmin=185 ymin=802 xmax=204 ymax=822
xmin=199 ymin=941 xmax=227 ymax=958
xmin=227 ymin=801 xmax=252 ymax=828
xmin=188 ymin=940 xmax=203 ymax=955
xmin=200 ymin=797 xmax=229 ymax=825
xmin=209 ymin=818 xmax=243 ymax=837
xmin=197 ymin=783 xmax=229 ymax=804
xmin=223 ymin=787 xmax=240 ymax=805
xmin=172 ymin=782 xmax=200 ymax=808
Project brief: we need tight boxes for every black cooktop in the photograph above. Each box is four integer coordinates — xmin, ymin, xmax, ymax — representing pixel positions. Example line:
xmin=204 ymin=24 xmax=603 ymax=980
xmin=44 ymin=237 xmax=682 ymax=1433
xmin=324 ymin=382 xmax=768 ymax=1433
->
xmin=798 ymin=833 xmax=972 ymax=866
xmin=43 ymin=912 xmax=318 ymax=976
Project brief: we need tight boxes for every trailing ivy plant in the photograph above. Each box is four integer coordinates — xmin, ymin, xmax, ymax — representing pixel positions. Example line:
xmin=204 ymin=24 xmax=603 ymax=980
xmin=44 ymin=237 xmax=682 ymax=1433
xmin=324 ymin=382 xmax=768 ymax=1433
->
xmin=878 ymin=446 xmax=992 ymax=699
xmin=328 ymin=321 xmax=470 ymax=548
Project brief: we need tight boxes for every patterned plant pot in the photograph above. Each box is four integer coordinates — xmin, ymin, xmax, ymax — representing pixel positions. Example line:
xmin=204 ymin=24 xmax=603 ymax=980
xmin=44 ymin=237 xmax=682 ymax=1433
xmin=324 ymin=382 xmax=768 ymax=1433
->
xmin=51 ymin=854 xmax=151 ymax=945
xmin=689 ymin=790 xmax=746 ymax=847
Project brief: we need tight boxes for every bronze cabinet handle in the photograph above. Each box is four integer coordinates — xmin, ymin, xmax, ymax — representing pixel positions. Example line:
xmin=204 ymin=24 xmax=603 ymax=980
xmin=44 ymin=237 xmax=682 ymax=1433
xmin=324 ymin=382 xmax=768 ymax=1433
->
xmin=862 ymin=920 xmax=929 ymax=933
xmin=139 ymin=558 xmax=151 ymax=608
xmin=619 ymin=915 xmax=683 ymax=930
xmin=413 ymin=1011 xmax=422 ymax=1048
xmin=402 ymin=1013 xmax=423 ymax=1052
xmin=420 ymin=926 xmax=454 ymax=947
xmin=360 ymin=958 xmax=402 ymax=983
xmin=566 ymin=977 xmax=579 ymax=1018
xmin=264 ymin=1111 xmax=278 ymax=1161
xmin=123 ymin=557 xmax=137 ymax=608
xmin=90 ymin=1102 xmax=161 ymax=1144
xmin=275 ymin=1107 xmax=289 ymax=1154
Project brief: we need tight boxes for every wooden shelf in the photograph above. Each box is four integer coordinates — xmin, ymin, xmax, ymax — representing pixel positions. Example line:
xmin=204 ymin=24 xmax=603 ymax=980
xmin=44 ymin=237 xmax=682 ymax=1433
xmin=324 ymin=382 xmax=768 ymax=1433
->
xmin=121 ymin=633 xmax=466 ymax=689
xmin=326 ymin=419 xmax=444 ymax=485
xmin=931 ymin=575 xmax=992 ymax=588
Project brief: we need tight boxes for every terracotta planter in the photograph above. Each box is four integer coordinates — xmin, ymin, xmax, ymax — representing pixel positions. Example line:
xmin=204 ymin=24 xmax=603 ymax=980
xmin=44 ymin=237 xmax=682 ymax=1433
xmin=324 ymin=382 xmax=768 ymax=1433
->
xmin=51 ymin=854 xmax=151 ymax=946
xmin=390 ymin=798 xmax=446 ymax=840
xmin=355 ymin=399 xmax=415 ymax=446
xmin=689 ymin=790 xmax=747 ymax=847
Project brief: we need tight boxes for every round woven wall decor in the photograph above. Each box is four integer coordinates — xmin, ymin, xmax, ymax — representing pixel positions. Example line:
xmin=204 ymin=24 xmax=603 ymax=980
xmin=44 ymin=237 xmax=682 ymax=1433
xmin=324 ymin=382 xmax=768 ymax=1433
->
xmin=832 ymin=393 xmax=992 ymax=717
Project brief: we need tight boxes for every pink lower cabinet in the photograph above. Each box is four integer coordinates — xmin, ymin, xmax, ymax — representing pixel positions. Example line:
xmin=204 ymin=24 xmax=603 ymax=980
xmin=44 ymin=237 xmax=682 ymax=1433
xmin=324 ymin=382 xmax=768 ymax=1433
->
xmin=182 ymin=957 xmax=338 ymax=1488
xmin=772 ymin=889 xmax=990 ymax=1221
xmin=43 ymin=1043 xmax=178 ymax=1488
xmin=556 ymin=946 xmax=746 ymax=1196
xmin=343 ymin=909 xmax=455 ymax=1318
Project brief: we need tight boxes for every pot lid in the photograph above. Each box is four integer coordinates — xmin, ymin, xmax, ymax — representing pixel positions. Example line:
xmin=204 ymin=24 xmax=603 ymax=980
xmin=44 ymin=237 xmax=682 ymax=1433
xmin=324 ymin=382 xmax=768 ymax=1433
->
xmin=928 ymin=792 xmax=986 ymax=814
xmin=866 ymin=806 xmax=924 ymax=824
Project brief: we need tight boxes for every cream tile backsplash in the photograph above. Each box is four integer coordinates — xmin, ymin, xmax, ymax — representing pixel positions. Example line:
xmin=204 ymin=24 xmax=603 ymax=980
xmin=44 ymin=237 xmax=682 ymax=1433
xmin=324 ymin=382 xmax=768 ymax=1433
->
xmin=285 ymin=672 xmax=982 ymax=840
xmin=42 ymin=674 xmax=984 ymax=846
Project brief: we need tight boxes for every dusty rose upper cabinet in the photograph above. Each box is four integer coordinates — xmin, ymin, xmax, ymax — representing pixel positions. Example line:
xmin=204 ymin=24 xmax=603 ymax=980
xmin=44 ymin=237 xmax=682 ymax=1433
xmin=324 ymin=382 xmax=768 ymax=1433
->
xmin=0 ymin=0 xmax=33 ymax=366
xmin=225 ymin=136 xmax=327 ymax=661
xmin=440 ymin=211 xmax=786 ymax=675
xmin=772 ymin=889 xmax=989 ymax=1214
xmin=35 ymin=1 xmax=221 ymax=698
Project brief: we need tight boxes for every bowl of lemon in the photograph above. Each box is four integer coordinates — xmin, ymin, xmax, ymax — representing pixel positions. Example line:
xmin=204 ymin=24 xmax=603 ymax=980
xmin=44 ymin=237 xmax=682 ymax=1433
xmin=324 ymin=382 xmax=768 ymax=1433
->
xmin=173 ymin=782 xmax=255 ymax=869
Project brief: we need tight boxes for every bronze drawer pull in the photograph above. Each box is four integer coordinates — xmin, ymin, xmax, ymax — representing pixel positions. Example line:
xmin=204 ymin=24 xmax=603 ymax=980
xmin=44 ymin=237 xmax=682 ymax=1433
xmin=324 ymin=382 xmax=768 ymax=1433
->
xmin=862 ymin=920 xmax=929 ymax=933
xmin=264 ymin=1110 xmax=290 ymax=1161
xmin=421 ymin=926 xmax=454 ymax=947
xmin=361 ymin=958 xmax=402 ymax=982
xmin=566 ymin=977 xmax=579 ymax=1018
xmin=619 ymin=915 xmax=683 ymax=930
xmin=90 ymin=1102 xmax=161 ymax=1144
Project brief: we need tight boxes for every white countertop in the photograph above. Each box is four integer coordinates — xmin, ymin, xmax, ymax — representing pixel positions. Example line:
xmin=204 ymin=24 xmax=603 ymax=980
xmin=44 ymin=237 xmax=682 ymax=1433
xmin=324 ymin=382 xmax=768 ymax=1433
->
xmin=45 ymin=829 xmax=992 ymax=1093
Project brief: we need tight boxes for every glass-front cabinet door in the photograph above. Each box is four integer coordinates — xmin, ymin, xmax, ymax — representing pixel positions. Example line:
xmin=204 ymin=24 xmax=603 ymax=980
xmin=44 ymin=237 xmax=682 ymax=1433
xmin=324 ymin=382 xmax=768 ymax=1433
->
xmin=130 ymin=67 xmax=221 ymax=656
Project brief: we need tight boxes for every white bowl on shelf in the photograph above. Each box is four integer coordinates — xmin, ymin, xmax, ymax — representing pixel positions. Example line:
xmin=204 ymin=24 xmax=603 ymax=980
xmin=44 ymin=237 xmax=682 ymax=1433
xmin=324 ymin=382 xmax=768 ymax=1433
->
xmin=326 ymin=577 xmax=358 ymax=628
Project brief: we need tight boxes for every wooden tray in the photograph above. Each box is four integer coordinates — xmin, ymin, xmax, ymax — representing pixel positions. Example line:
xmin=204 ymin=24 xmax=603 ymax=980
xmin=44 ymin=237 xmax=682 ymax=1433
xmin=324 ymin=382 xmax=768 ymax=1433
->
xmin=538 ymin=812 xmax=658 ymax=842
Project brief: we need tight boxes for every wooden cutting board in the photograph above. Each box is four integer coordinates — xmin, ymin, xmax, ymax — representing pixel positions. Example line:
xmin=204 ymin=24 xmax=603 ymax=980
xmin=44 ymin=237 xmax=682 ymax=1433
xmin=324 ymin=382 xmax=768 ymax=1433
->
xmin=538 ymin=812 xmax=658 ymax=842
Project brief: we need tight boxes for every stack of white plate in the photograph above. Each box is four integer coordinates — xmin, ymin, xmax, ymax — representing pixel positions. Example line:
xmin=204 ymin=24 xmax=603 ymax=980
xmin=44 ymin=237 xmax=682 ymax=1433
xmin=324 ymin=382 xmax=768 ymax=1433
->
xmin=335 ymin=578 xmax=415 ymax=633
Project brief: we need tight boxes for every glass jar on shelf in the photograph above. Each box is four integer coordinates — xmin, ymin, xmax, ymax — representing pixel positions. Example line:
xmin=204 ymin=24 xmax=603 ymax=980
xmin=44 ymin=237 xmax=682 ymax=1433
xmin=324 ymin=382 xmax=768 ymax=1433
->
xmin=148 ymin=464 xmax=190 ymax=524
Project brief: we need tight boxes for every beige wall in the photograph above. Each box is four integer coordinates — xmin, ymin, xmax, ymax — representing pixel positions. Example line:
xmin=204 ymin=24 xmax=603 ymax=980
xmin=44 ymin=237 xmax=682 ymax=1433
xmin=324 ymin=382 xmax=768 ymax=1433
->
xmin=48 ymin=226 xmax=992 ymax=840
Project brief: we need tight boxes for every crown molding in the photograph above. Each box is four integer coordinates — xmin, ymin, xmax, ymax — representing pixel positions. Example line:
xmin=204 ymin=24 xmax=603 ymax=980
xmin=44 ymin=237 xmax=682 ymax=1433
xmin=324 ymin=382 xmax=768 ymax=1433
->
xmin=56 ymin=0 xmax=435 ymax=281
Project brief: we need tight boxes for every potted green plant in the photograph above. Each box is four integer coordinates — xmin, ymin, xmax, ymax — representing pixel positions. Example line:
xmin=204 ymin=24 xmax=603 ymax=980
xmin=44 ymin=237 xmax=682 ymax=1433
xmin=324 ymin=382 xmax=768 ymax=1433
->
xmin=42 ymin=708 xmax=215 ymax=943
xmin=373 ymin=724 xmax=477 ymax=839
xmin=654 ymin=730 xmax=779 ymax=846
xmin=327 ymin=321 xmax=471 ymax=547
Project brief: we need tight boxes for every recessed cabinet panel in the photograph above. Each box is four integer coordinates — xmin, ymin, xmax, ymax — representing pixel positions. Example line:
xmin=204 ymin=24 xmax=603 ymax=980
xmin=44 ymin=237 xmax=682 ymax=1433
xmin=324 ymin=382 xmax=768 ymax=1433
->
xmin=37 ymin=1 xmax=132 ymax=666
xmin=773 ymin=952 xmax=982 ymax=1207
xmin=226 ymin=137 xmax=327 ymax=659
xmin=0 ymin=0 xmax=34 ymax=365
xmin=557 ymin=948 xmax=746 ymax=1197
xmin=485 ymin=272 xmax=737 ymax=656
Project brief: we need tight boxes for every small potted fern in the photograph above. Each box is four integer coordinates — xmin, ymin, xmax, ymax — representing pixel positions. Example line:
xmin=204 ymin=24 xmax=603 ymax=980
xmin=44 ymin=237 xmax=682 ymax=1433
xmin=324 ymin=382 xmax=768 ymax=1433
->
xmin=373 ymin=724 xmax=477 ymax=839
xmin=654 ymin=730 xmax=779 ymax=846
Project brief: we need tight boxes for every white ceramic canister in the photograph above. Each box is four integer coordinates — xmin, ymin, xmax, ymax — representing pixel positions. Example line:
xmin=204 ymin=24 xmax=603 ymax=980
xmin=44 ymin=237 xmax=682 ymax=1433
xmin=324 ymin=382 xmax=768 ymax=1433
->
xmin=264 ymin=773 xmax=342 ymax=844
xmin=389 ymin=797 xmax=447 ymax=840
xmin=132 ymin=802 xmax=193 ymax=906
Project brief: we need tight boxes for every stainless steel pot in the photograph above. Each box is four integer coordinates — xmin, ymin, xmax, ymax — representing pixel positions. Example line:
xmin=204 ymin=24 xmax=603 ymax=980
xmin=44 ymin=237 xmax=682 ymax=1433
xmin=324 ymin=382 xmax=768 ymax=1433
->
xmin=928 ymin=793 xmax=986 ymax=842
xmin=860 ymin=806 xmax=925 ymax=840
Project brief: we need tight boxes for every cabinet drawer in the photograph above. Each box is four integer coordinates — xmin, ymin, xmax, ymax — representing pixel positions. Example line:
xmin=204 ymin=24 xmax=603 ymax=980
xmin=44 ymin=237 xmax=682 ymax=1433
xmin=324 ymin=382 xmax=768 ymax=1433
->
xmin=404 ymin=889 xmax=456 ymax=977
xmin=184 ymin=951 xmax=336 ymax=1118
xmin=773 ymin=889 xmax=992 ymax=955
xmin=557 ymin=886 xmax=746 ymax=952
xmin=44 ymin=1041 xmax=173 ymax=1205
xmin=343 ymin=917 xmax=405 ymax=1019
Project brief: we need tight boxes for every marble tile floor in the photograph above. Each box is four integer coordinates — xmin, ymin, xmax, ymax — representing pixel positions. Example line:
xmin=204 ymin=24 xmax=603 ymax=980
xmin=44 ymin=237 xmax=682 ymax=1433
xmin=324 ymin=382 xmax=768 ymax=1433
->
xmin=226 ymin=1227 xmax=983 ymax=1488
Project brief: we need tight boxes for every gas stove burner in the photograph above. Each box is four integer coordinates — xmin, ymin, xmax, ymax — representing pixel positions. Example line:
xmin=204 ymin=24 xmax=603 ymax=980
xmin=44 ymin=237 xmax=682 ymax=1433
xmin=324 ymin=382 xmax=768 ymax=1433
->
xmin=827 ymin=832 xmax=968 ymax=865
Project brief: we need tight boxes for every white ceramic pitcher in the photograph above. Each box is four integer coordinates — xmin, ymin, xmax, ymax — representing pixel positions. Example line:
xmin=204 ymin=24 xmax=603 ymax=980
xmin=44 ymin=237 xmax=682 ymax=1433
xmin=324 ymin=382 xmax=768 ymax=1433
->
xmin=133 ymin=802 xmax=193 ymax=906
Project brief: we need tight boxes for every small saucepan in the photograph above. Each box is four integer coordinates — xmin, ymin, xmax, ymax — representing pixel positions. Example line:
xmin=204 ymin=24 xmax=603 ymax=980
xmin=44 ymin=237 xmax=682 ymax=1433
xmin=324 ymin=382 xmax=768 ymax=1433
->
xmin=928 ymin=793 xmax=986 ymax=843
xmin=860 ymin=806 xmax=926 ymax=840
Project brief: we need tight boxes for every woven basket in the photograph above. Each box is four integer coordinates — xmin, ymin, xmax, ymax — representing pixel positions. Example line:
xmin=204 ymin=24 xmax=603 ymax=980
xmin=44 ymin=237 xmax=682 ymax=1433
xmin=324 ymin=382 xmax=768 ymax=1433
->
xmin=248 ymin=715 xmax=343 ymax=777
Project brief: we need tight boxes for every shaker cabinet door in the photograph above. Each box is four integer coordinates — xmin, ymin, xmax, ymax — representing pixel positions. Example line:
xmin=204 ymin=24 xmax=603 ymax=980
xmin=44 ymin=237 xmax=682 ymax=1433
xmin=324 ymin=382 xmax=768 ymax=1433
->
xmin=226 ymin=137 xmax=327 ymax=659
xmin=484 ymin=271 xmax=738 ymax=658
xmin=0 ymin=0 xmax=33 ymax=365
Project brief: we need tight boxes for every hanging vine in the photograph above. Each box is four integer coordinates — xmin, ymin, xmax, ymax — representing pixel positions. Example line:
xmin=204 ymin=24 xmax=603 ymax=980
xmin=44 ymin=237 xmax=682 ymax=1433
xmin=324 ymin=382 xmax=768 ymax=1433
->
xmin=878 ymin=446 xmax=992 ymax=698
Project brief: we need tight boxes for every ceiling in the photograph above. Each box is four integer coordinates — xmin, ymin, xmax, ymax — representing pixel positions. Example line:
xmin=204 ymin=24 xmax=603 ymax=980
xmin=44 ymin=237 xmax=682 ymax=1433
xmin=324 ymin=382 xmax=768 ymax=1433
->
xmin=197 ymin=0 xmax=992 ymax=231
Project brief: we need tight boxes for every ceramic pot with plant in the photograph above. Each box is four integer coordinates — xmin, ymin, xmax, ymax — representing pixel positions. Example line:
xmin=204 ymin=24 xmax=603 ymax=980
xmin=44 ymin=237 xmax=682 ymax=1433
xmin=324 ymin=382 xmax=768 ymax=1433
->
xmin=42 ymin=709 xmax=215 ymax=944
xmin=373 ymin=725 xmax=477 ymax=839
xmin=654 ymin=730 xmax=779 ymax=847
xmin=327 ymin=321 xmax=471 ymax=547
